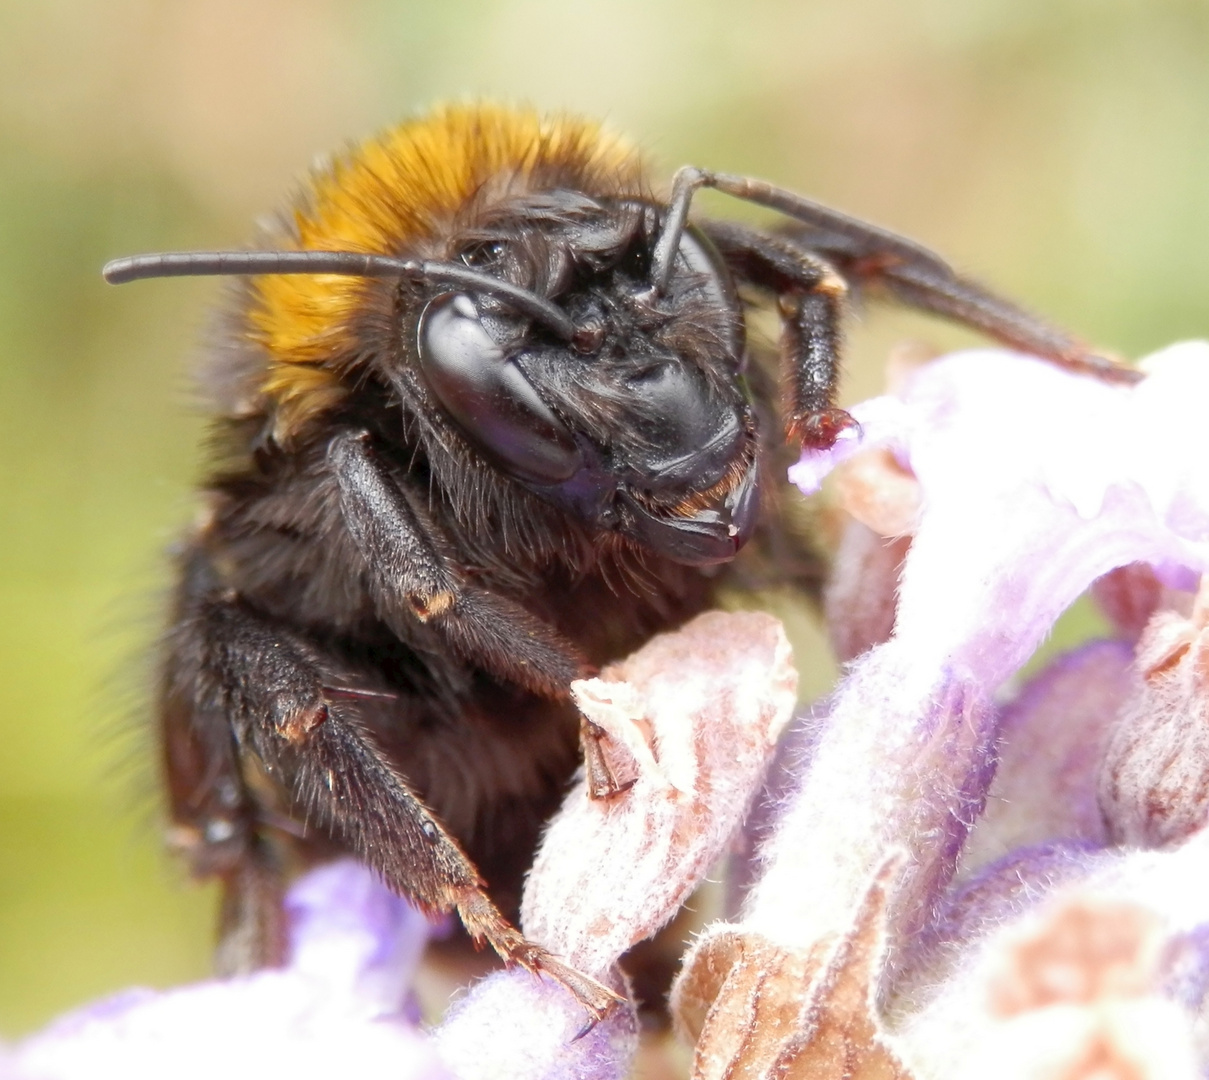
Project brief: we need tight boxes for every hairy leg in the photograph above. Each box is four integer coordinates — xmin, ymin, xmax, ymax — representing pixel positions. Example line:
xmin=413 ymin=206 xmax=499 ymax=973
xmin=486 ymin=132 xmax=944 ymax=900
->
xmin=159 ymin=547 xmax=616 ymax=1015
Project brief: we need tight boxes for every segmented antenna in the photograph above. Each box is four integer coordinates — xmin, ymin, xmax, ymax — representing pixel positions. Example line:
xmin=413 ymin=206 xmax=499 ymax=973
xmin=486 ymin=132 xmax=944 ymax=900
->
xmin=102 ymin=250 xmax=581 ymax=343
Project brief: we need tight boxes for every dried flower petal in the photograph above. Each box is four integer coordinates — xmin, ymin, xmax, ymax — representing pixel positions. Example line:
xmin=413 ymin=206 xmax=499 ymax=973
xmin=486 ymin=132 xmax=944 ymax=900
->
xmin=1100 ymin=581 xmax=1209 ymax=847
xmin=522 ymin=610 xmax=797 ymax=977
xmin=824 ymin=518 xmax=911 ymax=664
xmin=673 ymin=854 xmax=915 ymax=1080
xmin=832 ymin=447 xmax=922 ymax=537
xmin=1091 ymin=563 xmax=1169 ymax=642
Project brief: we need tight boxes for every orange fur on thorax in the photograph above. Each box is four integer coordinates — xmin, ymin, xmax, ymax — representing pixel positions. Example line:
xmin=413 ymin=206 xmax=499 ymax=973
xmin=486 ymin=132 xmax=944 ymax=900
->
xmin=247 ymin=104 xmax=645 ymax=436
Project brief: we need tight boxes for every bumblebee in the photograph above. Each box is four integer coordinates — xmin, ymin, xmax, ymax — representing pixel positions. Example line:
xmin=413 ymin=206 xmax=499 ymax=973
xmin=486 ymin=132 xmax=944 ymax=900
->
xmin=105 ymin=104 xmax=1134 ymax=1016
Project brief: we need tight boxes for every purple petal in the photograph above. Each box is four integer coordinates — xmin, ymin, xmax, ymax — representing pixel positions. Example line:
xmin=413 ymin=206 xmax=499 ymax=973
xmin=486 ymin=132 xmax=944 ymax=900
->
xmin=788 ymin=394 xmax=909 ymax=495
xmin=284 ymin=858 xmax=436 ymax=1012
xmin=6 ymin=861 xmax=448 ymax=1080
xmin=963 ymin=639 xmax=1138 ymax=872
xmin=434 ymin=969 xmax=638 ymax=1080
xmin=753 ymin=344 xmax=1209 ymax=971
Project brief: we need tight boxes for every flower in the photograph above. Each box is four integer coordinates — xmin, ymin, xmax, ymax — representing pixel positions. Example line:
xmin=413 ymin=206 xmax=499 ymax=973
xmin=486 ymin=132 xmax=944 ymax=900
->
xmin=673 ymin=343 xmax=1209 ymax=1078
xmin=3 ymin=859 xmax=447 ymax=1080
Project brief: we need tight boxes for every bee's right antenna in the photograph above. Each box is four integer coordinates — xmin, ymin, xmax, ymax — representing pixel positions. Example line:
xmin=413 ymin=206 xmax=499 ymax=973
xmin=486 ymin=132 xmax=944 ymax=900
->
xmin=649 ymin=166 xmax=709 ymax=296
xmin=649 ymin=166 xmax=1140 ymax=385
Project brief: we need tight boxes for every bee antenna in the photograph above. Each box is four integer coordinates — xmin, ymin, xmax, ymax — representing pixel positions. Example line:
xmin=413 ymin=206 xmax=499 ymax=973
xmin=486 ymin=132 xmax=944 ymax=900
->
xmin=649 ymin=166 xmax=711 ymax=296
xmin=102 ymin=250 xmax=580 ymax=342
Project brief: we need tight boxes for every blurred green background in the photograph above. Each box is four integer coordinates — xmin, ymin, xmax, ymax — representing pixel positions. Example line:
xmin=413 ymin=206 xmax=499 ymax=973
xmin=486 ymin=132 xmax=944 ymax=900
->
xmin=1 ymin=0 xmax=1207 ymax=1037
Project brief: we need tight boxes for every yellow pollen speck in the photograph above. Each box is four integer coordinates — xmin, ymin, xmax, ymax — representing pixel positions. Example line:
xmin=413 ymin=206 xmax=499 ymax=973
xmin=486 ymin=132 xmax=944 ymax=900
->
xmin=411 ymin=590 xmax=456 ymax=620
xmin=817 ymin=270 xmax=848 ymax=299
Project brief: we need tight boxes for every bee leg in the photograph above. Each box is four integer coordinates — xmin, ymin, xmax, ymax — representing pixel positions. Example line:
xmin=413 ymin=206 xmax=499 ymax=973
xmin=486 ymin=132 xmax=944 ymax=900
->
xmin=680 ymin=167 xmax=1137 ymax=386
xmin=328 ymin=429 xmax=586 ymax=698
xmin=181 ymin=590 xmax=619 ymax=1018
xmin=830 ymin=239 xmax=1138 ymax=385
xmin=700 ymin=221 xmax=855 ymax=449
xmin=159 ymin=550 xmax=288 ymax=973
xmin=580 ymin=717 xmax=639 ymax=799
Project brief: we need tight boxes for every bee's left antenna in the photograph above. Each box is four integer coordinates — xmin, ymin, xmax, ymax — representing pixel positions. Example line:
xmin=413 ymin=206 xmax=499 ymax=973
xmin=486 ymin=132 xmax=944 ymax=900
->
xmin=103 ymin=250 xmax=584 ymax=344
xmin=102 ymin=251 xmax=389 ymax=284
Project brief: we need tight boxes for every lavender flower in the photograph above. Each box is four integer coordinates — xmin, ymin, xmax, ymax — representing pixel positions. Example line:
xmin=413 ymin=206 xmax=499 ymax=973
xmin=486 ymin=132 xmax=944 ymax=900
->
xmin=673 ymin=343 xmax=1209 ymax=1078
xmin=3 ymin=860 xmax=448 ymax=1080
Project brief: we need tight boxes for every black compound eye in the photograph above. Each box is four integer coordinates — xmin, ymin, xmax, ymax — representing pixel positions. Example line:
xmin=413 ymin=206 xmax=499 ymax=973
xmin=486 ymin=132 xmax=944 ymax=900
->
xmin=459 ymin=240 xmax=505 ymax=268
xmin=416 ymin=293 xmax=582 ymax=483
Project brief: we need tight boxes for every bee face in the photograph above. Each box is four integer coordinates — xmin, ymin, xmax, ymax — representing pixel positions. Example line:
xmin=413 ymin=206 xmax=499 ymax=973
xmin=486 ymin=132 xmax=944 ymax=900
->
xmin=413 ymin=197 xmax=758 ymax=565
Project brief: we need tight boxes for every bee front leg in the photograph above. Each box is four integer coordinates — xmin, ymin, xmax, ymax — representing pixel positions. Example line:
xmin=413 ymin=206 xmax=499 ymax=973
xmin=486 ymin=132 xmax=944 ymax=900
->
xmin=179 ymin=587 xmax=618 ymax=1017
xmin=328 ymin=429 xmax=586 ymax=698
xmin=700 ymin=221 xmax=856 ymax=449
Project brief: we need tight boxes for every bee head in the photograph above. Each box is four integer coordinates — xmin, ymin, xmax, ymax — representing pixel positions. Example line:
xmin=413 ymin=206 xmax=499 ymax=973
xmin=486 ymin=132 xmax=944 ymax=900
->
xmin=412 ymin=193 xmax=758 ymax=566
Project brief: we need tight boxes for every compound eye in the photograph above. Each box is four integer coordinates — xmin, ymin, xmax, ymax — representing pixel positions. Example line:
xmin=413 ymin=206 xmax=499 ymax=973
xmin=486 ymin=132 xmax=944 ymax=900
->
xmin=459 ymin=240 xmax=505 ymax=268
xmin=416 ymin=293 xmax=581 ymax=483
